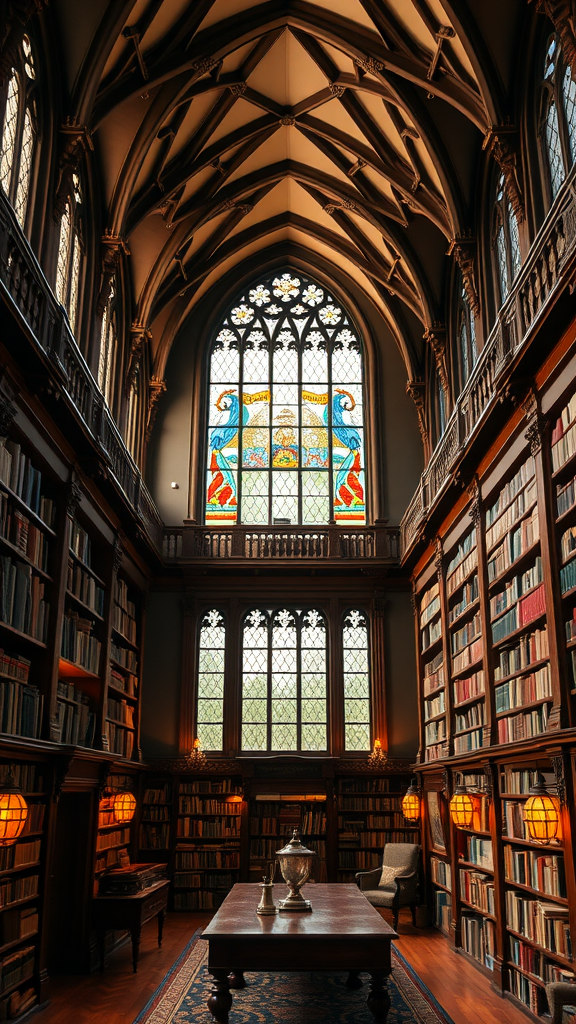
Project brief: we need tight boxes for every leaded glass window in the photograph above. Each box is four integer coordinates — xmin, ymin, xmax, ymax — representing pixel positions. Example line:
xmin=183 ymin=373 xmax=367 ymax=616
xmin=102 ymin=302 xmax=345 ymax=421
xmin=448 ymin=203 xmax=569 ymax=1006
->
xmin=0 ymin=75 xmax=19 ymax=196
xmin=196 ymin=609 xmax=226 ymax=751
xmin=343 ymin=609 xmax=371 ymax=751
xmin=0 ymin=37 xmax=36 ymax=230
xmin=564 ymin=67 xmax=576 ymax=163
xmin=14 ymin=106 xmax=33 ymax=227
xmin=493 ymin=173 xmax=521 ymax=306
xmin=541 ymin=36 xmax=576 ymax=204
xmin=545 ymin=99 xmax=565 ymax=198
xmin=55 ymin=175 xmax=83 ymax=335
xmin=98 ymin=281 xmax=117 ymax=406
xmin=241 ymin=608 xmax=328 ymax=753
xmin=457 ymin=283 xmax=476 ymax=391
xmin=206 ymin=271 xmax=366 ymax=526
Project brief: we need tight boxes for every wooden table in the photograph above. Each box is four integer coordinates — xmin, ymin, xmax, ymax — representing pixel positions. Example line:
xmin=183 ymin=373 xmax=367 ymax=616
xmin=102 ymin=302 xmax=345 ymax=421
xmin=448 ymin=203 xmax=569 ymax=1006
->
xmin=202 ymin=883 xmax=397 ymax=1022
xmin=92 ymin=878 xmax=169 ymax=973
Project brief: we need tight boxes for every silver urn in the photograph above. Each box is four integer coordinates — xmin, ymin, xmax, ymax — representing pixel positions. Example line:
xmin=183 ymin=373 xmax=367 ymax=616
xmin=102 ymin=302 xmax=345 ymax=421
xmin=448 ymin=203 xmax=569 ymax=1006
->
xmin=276 ymin=829 xmax=316 ymax=911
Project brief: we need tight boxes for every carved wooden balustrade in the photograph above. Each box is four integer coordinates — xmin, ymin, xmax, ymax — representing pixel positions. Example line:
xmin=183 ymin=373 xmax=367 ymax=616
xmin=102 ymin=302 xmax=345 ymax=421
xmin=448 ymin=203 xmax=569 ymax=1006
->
xmin=163 ymin=524 xmax=399 ymax=565
xmin=400 ymin=170 xmax=576 ymax=558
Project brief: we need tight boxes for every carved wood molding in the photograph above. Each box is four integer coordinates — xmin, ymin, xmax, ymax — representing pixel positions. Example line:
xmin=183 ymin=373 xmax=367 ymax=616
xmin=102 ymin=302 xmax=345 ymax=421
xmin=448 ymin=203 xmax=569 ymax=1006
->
xmin=54 ymin=119 xmax=94 ymax=219
xmin=447 ymin=236 xmax=480 ymax=317
xmin=146 ymin=376 xmax=167 ymax=441
xmin=482 ymin=125 xmax=525 ymax=222
xmin=531 ymin=0 xmax=576 ymax=79
xmin=424 ymin=325 xmax=449 ymax=395
xmin=97 ymin=232 xmax=130 ymax=316
xmin=0 ymin=0 xmax=47 ymax=86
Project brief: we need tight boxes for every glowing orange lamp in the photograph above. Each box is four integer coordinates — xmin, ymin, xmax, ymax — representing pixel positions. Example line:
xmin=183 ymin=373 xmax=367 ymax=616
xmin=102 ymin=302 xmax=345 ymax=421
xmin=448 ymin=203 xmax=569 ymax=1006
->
xmin=402 ymin=778 xmax=421 ymax=822
xmin=523 ymin=772 xmax=560 ymax=844
xmin=0 ymin=770 xmax=28 ymax=847
xmin=113 ymin=791 xmax=137 ymax=824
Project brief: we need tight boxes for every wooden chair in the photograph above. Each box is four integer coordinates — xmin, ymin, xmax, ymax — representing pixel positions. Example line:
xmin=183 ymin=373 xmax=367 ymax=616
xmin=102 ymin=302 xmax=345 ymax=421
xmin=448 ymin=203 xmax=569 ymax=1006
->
xmin=546 ymin=982 xmax=576 ymax=1023
xmin=355 ymin=843 xmax=421 ymax=930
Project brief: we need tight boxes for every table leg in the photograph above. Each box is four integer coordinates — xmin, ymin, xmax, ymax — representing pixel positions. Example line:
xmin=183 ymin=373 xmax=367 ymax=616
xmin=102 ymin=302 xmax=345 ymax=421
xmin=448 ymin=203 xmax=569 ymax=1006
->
xmin=366 ymin=971 xmax=391 ymax=1022
xmin=131 ymin=926 xmax=142 ymax=973
xmin=157 ymin=909 xmax=165 ymax=947
xmin=228 ymin=970 xmax=246 ymax=989
xmin=346 ymin=970 xmax=363 ymax=989
xmin=207 ymin=969 xmax=233 ymax=1023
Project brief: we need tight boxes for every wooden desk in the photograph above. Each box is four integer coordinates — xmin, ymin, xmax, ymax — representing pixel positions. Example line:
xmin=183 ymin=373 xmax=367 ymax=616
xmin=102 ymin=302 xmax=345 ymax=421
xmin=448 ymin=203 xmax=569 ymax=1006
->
xmin=92 ymin=879 xmax=169 ymax=973
xmin=202 ymin=883 xmax=397 ymax=1022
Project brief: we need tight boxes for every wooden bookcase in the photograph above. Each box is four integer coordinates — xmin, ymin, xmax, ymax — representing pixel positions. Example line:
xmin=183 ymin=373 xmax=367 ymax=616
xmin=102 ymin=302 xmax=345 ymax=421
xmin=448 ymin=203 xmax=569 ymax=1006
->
xmin=336 ymin=776 xmax=418 ymax=882
xmin=173 ymin=776 xmax=243 ymax=910
xmin=248 ymin=783 xmax=328 ymax=883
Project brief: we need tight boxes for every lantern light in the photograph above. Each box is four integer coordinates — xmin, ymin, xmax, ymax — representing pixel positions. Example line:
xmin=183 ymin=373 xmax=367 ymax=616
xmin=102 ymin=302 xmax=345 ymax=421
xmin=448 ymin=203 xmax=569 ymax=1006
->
xmin=188 ymin=738 xmax=207 ymax=768
xmin=402 ymin=777 xmax=420 ymax=822
xmin=113 ymin=791 xmax=137 ymax=824
xmin=449 ymin=778 xmax=475 ymax=830
xmin=368 ymin=738 xmax=387 ymax=769
xmin=523 ymin=772 xmax=560 ymax=844
xmin=0 ymin=770 xmax=28 ymax=847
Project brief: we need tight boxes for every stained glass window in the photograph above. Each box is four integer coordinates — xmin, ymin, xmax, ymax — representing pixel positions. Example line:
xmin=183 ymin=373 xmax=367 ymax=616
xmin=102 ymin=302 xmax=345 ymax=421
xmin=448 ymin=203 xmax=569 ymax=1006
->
xmin=206 ymin=272 xmax=366 ymax=526
xmin=196 ymin=609 xmax=226 ymax=751
xmin=343 ymin=609 xmax=371 ymax=751
xmin=458 ymin=284 xmax=476 ymax=389
xmin=241 ymin=608 xmax=328 ymax=752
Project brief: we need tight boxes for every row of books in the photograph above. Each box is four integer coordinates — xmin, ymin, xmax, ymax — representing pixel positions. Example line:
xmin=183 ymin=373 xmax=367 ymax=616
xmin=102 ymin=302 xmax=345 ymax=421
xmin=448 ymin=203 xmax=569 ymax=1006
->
xmin=95 ymin=847 xmax=128 ymax=873
xmin=502 ymin=800 xmax=533 ymax=841
xmin=461 ymin=913 xmax=496 ymax=969
xmin=339 ymin=813 xmax=405 ymax=829
xmin=447 ymin=544 xmax=477 ymax=597
xmin=509 ymin=935 xmax=574 ymax=983
xmin=452 ymin=637 xmax=482 ymax=675
xmin=425 ymin=719 xmax=446 ymax=746
xmin=143 ymin=785 xmax=170 ymax=804
xmin=6 ymin=765 xmax=42 ymax=793
xmin=494 ymin=663 xmax=552 ymax=713
xmin=139 ymin=824 xmax=169 ymax=850
xmin=504 ymin=847 xmax=566 ymax=897
xmin=54 ymin=693 xmax=95 ymax=747
xmin=454 ymin=728 xmax=484 ymax=753
xmin=551 ymin=414 xmax=576 ymax=472
xmin=0 ymin=874 xmax=39 ymax=909
xmin=455 ymin=702 xmax=485 ymax=733
xmin=140 ymin=806 xmax=169 ymax=822
xmin=556 ymin=472 xmax=576 ymax=517
xmin=448 ymin=575 xmax=478 ymax=624
xmin=340 ymin=830 xmax=408 ymax=848
xmin=433 ymin=890 xmax=451 ymax=933
xmin=487 ymin=508 xmax=539 ymax=583
xmin=497 ymin=704 xmax=549 ymax=743
xmin=106 ymin=698 xmax=134 ymax=726
xmin=425 ymin=741 xmax=445 ymax=760
xmin=180 ymin=780 xmax=242 ymax=795
xmin=177 ymin=818 xmax=240 ymax=838
xmin=173 ymin=872 xmax=236 ymax=888
xmin=489 ymin=557 xmax=543 ymax=619
xmin=0 ymin=440 xmax=52 ymax=523
xmin=486 ymin=456 xmax=535 ymax=528
xmin=0 ymin=678 xmax=43 ymax=739
xmin=175 ymin=849 xmax=240 ymax=869
xmin=179 ymin=796 xmax=239 ymax=815
xmin=485 ymin=476 xmax=537 ymax=553
xmin=446 ymin=529 xmax=476 ymax=580
xmin=340 ymin=781 xmax=394 ymax=795
xmin=115 ymin=579 xmax=136 ymax=616
xmin=560 ymin=524 xmax=576 ymax=562
xmin=66 ymin=558 xmax=104 ymax=616
xmin=0 ymin=651 xmax=30 ymax=683
xmin=505 ymin=891 xmax=571 ymax=955
xmin=109 ymin=668 xmax=137 ymax=696
xmin=431 ymin=856 xmax=451 ymax=889
xmin=421 ymin=616 xmax=441 ymax=652
xmin=22 ymin=801 xmax=45 ymax=833
xmin=464 ymin=836 xmax=493 ymax=870
xmin=453 ymin=669 xmax=484 ymax=706
xmin=338 ymin=851 xmax=379 ymax=870
xmin=0 ymin=906 xmax=38 ymax=945
xmin=423 ymin=653 xmax=444 ymax=695
xmin=69 ymin=519 xmax=93 ymax=568
xmin=494 ymin=626 xmax=549 ymax=680
xmin=1 ymin=500 xmax=49 ymax=574
xmin=551 ymin=391 xmax=576 ymax=442
xmin=419 ymin=582 xmax=440 ymax=620
xmin=424 ymin=691 xmax=445 ymax=720
xmin=460 ymin=868 xmax=495 ymax=914
xmin=507 ymin=968 xmax=543 ymax=1014
xmin=503 ymin=768 xmax=555 ymax=795
xmin=451 ymin=612 xmax=481 ymax=656
xmin=60 ymin=611 xmax=101 ymax=673
xmin=105 ymin=722 xmax=134 ymax=758
xmin=560 ymin=555 xmax=576 ymax=594
xmin=95 ymin=827 xmax=130 ymax=852
xmin=0 ymin=944 xmax=34 ymax=996
xmin=0 ymin=556 xmax=49 ymax=642
xmin=0 ymin=841 xmax=41 ymax=873
xmin=113 ymin=604 xmax=137 ymax=644
xmin=110 ymin=641 xmax=137 ymax=672
xmin=338 ymin=796 xmax=401 ymax=811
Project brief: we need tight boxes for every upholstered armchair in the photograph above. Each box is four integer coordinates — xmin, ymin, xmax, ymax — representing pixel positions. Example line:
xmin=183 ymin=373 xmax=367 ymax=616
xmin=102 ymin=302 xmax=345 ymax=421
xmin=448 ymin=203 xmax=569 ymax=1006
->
xmin=546 ymin=982 xmax=576 ymax=1023
xmin=355 ymin=843 xmax=421 ymax=930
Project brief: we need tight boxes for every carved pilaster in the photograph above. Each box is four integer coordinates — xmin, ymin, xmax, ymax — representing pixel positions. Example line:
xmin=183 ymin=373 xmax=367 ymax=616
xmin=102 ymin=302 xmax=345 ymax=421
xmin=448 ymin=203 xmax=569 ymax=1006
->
xmin=97 ymin=232 xmax=130 ymax=316
xmin=434 ymin=536 xmax=443 ymax=581
xmin=467 ymin=477 xmax=482 ymax=526
xmin=54 ymin=119 xmax=93 ymax=218
xmin=531 ymin=0 xmax=576 ymax=80
xmin=447 ymin=237 xmax=480 ymax=317
xmin=425 ymin=325 xmax=449 ymax=396
xmin=125 ymin=321 xmax=151 ymax=395
xmin=405 ymin=379 xmax=429 ymax=451
xmin=523 ymin=388 xmax=544 ymax=455
xmin=482 ymin=125 xmax=525 ymax=222
xmin=146 ymin=376 xmax=167 ymax=441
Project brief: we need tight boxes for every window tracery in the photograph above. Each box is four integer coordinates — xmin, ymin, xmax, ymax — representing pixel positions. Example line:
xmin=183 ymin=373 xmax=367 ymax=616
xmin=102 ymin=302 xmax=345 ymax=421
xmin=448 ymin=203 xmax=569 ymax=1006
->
xmin=206 ymin=272 xmax=366 ymax=527
xmin=493 ymin=173 xmax=522 ymax=305
xmin=457 ymin=283 xmax=477 ymax=389
xmin=196 ymin=609 xmax=226 ymax=752
xmin=98 ymin=280 xmax=117 ymax=408
xmin=541 ymin=36 xmax=576 ymax=202
xmin=343 ymin=609 xmax=371 ymax=751
xmin=0 ymin=35 xmax=36 ymax=229
xmin=56 ymin=174 xmax=83 ymax=336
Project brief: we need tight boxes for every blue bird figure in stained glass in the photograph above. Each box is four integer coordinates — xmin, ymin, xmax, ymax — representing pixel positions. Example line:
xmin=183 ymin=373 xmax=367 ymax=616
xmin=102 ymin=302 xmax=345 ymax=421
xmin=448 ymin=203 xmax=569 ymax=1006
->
xmin=329 ymin=390 xmax=364 ymax=509
xmin=207 ymin=390 xmax=246 ymax=510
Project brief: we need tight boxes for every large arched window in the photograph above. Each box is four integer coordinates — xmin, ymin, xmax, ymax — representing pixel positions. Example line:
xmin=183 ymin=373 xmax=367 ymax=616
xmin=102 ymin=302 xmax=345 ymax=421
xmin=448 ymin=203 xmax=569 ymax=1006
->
xmin=241 ymin=608 xmax=328 ymax=753
xmin=98 ymin=279 xmax=117 ymax=407
xmin=206 ymin=271 xmax=366 ymax=526
xmin=56 ymin=174 xmax=83 ymax=335
xmin=342 ymin=609 xmax=371 ymax=751
xmin=540 ymin=36 xmax=576 ymax=202
xmin=457 ymin=284 xmax=477 ymax=390
xmin=0 ymin=35 xmax=36 ymax=230
xmin=492 ymin=173 xmax=522 ymax=304
xmin=196 ymin=609 xmax=226 ymax=751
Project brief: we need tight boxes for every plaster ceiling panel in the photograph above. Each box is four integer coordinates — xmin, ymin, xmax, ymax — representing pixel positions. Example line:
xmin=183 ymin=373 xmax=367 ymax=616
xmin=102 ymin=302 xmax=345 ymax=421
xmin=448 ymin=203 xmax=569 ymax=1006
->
xmin=361 ymin=167 xmax=400 ymax=204
xmin=185 ymin=212 xmax=231 ymax=255
xmin=223 ymin=179 xmax=350 ymax=242
xmin=186 ymin=227 xmax=292 ymax=307
xmin=287 ymin=229 xmax=387 ymax=311
xmin=426 ymin=0 xmax=477 ymax=79
xmin=346 ymin=214 xmax=400 ymax=265
xmin=129 ymin=215 xmax=174 ymax=298
xmin=354 ymin=92 xmax=406 ymax=160
xmin=413 ymin=138 xmax=444 ymax=196
xmin=246 ymin=31 xmax=328 ymax=107
xmin=53 ymin=0 xmax=110 ymax=91
xmin=207 ymin=98 xmax=264 ymax=147
xmin=180 ymin=168 xmax=216 ymax=203
xmin=320 ymin=43 xmax=355 ymax=74
xmin=140 ymin=0 xmax=193 ymax=50
xmin=220 ymin=42 xmax=258 ymax=74
xmin=196 ymin=0 xmax=271 ymax=33
xmin=289 ymin=130 xmax=353 ymax=185
xmin=167 ymin=93 xmax=224 ymax=159
xmin=96 ymin=95 xmax=150 ymax=203
xmin=308 ymin=0 xmax=376 ymax=32
xmin=134 ymin=137 xmax=164 ymax=194
xmin=383 ymin=0 xmax=436 ymax=53
xmin=101 ymin=0 xmax=150 ymax=80
xmin=223 ymin=127 xmax=288 ymax=184
xmin=313 ymin=99 xmax=375 ymax=149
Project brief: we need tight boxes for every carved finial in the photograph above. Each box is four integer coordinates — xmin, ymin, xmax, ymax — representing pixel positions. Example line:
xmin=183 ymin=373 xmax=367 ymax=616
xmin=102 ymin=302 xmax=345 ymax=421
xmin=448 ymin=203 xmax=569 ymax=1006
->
xmin=279 ymin=115 xmax=296 ymax=126
xmin=97 ymin=233 xmax=130 ymax=315
xmin=146 ymin=377 xmax=167 ymax=441
xmin=424 ymin=324 xmax=449 ymax=396
xmin=354 ymin=55 xmax=384 ymax=75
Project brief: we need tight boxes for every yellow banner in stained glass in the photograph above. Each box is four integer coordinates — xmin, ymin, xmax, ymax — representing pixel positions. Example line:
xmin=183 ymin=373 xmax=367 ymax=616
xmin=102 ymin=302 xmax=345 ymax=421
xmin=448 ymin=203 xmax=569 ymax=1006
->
xmin=302 ymin=391 xmax=328 ymax=405
xmin=243 ymin=390 xmax=270 ymax=405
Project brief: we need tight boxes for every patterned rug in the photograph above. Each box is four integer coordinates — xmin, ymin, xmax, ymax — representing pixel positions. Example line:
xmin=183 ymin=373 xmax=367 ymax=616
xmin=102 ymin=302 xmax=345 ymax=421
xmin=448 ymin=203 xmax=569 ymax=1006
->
xmin=133 ymin=931 xmax=455 ymax=1024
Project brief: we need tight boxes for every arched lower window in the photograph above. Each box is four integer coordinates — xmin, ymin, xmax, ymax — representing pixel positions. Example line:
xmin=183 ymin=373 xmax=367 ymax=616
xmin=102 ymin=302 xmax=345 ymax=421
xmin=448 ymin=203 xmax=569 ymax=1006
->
xmin=241 ymin=608 xmax=328 ymax=753
xmin=343 ymin=609 xmax=371 ymax=751
xmin=196 ymin=609 xmax=226 ymax=751
xmin=540 ymin=36 xmax=576 ymax=203
xmin=0 ymin=35 xmax=36 ymax=230
xmin=206 ymin=271 xmax=366 ymax=526
xmin=493 ymin=173 xmax=522 ymax=304
xmin=98 ymin=280 xmax=117 ymax=407
xmin=56 ymin=174 xmax=83 ymax=335
xmin=457 ymin=284 xmax=477 ymax=389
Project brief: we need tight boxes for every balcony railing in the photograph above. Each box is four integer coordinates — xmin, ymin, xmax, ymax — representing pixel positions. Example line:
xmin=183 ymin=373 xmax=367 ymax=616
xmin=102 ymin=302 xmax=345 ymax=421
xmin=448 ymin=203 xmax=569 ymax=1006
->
xmin=400 ymin=170 xmax=576 ymax=558
xmin=0 ymin=193 xmax=164 ymax=554
xmin=163 ymin=524 xmax=400 ymax=564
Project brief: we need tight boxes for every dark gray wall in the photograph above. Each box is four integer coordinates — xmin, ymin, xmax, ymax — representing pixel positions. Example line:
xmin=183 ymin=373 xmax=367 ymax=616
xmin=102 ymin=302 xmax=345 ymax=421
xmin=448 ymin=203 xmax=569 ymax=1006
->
xmin=140 ymin=591 xmax=182 ymax=757
xmin=384 ymin=591 xmax=419 ymax=758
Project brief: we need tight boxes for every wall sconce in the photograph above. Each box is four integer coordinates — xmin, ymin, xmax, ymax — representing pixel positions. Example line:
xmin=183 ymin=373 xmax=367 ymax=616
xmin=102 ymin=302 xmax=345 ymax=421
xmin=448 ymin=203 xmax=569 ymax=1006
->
xmin=368 ymin=738 xmax=387 ymax=769
xmin=113 ymin=791 xmax=137 ymax=824
xmin=449 ymin=776 xmax=475 ymax=830
xmin=187 ymin=737 xmax=207 ymax=768
xmin=402 ymin=777 xmax=420 ymax=822
xmin=0 ymin=769 xmax=28 ymax=847
xmin=523 ymin=771 xmax=560 ymax=844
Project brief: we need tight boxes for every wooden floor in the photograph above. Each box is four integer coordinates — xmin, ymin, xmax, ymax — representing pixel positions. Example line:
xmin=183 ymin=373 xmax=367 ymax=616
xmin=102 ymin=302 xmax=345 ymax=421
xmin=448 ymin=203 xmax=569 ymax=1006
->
xmin=36 ymin=908 xmax=531 ymax=1024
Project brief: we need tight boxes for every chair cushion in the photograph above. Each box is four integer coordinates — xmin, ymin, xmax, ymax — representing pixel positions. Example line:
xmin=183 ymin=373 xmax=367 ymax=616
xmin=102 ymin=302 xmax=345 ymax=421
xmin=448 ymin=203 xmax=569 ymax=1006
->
xmin=362 ymin=889 xmax=395 ymax=908
xmin=379 ymin=864 xmax=402 ymax=889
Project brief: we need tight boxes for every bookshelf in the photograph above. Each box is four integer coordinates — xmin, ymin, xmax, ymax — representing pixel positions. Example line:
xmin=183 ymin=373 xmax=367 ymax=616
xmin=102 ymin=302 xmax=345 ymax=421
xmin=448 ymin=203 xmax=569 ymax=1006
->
xmin=552 ymin=385 xmax=576 ymax=709
xmin=248 ymin=786 xmax=328 ymax=883
xmin=94 ymin=773 xmax=137 ymax=895
xmin=452 ymin=774 xmax=496 ymax=976
xmin=105 ymin=574 xmax=140 ymax=761
xmin=418 ymin=575 xmax=446 ymax=762
xmin=173 ymin=777 xmax=243 ymax=910
xmin=139 ymin=778 xmax=172 ymax=856
xmin=336 ymin=776 xmax=418 ymax=882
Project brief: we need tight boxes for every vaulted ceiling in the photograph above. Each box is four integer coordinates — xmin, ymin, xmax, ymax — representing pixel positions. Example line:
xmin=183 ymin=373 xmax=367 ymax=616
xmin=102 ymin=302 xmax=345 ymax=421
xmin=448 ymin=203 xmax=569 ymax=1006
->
xmin=53 ymin=0 xmax=525 ymax=379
